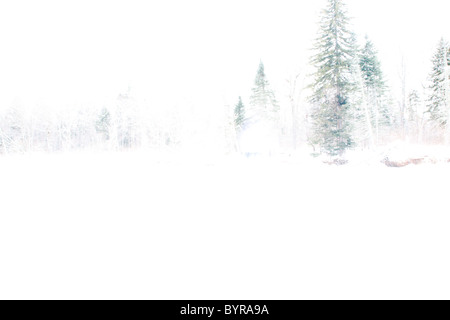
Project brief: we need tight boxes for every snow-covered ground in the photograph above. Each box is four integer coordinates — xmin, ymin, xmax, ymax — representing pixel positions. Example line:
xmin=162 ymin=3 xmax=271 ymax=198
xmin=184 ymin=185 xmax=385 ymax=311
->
xmin=0 ymin=149 xmax=449 ymax=299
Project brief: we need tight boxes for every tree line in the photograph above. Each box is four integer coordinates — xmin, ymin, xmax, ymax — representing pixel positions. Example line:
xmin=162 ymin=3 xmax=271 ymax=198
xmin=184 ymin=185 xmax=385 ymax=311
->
xmin=1 ymin=0 xmax=449 ymax=157
xmin=233 ymin=0 xmax=450 ymax=157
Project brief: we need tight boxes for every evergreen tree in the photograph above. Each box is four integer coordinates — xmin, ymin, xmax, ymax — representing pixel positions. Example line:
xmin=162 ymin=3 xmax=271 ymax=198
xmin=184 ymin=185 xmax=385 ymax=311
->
xmin=249 ymin=61 xmax=279 ymax=124
xmin=407 ymin=90 xmax=420 ymax=122
xmin=359 ymin=36 xmax=391 ymax=144
xmin=95 ymin=107 xmax=111 ymax=141
xmin=360 ymin=37 xmax=383 ymax=90
xmin=234 ymin=96 xmax=246 ymax=131
xmin=426 ymin=38 xmax=450 ymax=130
xmin=406 ymin=89 xmax=424 ymax=141
xmin=352 ymin=57 xmax=374 ymax=149
xmin=309 ymin=0 xmax=358 ymax=156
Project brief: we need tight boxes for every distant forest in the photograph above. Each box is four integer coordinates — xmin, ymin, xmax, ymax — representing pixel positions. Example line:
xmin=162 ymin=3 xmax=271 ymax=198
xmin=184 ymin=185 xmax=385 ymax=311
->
xmin=0 ymin=0 xmax=449 ymax=157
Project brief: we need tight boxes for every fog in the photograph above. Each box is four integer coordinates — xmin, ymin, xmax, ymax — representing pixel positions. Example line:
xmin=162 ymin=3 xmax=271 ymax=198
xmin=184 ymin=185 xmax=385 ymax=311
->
xmin=1 ymin=1 xmax=450 ymax=300
xmin=0 ymin=0 xmax=448 ymax=110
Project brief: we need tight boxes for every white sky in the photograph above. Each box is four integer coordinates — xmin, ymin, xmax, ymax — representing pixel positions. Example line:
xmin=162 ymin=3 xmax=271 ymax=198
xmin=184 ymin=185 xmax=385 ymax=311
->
xmin=0 ymin=0 xmax=449 ymax=111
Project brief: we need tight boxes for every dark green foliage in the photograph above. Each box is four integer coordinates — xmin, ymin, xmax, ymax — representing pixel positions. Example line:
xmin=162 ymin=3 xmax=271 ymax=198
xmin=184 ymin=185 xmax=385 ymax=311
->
xmin=359 ymin=36 xmax=392 ymax=131
xmin=427 ymin=38 xmax=450 ymax=128
xmin=309 ymin=0 xmax=357 ymax=156
xmin=360 ymin=37 xmax=384 ymax=90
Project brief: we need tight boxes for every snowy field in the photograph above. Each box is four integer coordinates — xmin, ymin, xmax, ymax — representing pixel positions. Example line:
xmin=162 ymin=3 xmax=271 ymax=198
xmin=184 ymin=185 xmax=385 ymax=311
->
xmin=1 ymin=150 xmax=450 ymax=299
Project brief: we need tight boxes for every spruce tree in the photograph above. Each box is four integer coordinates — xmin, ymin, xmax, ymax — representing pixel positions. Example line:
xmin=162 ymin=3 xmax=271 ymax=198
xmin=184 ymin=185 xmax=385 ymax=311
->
xmin=309 ymin=0 xmax=358 ymax=157
xmin=360 ymin=37 xmax=383 ymax=90
xmin=234 ymin=96 xmax=246 ymax=131
xmin=249 ymin=61 xmax=279 ymax=124
xmin=426 ymin=38 xmax=450 ymax=131
xmin=359 ymin=36 xmax=391 ymax=144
